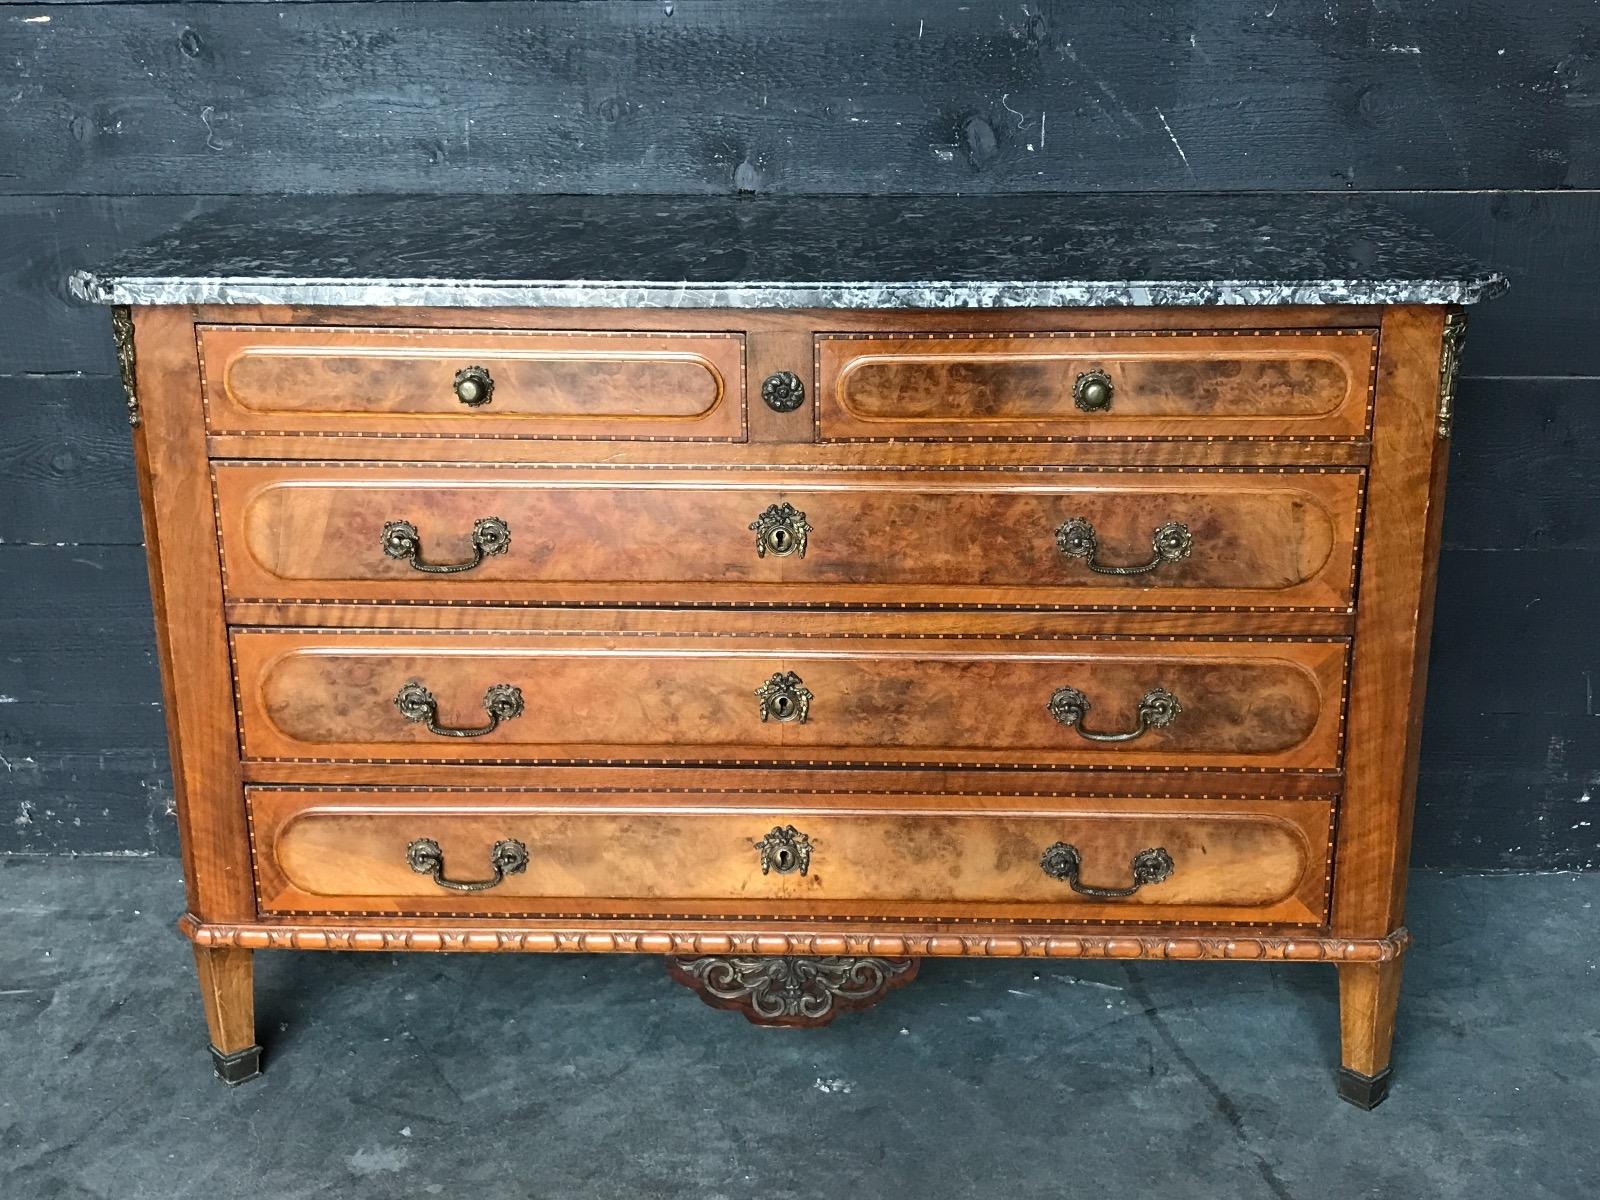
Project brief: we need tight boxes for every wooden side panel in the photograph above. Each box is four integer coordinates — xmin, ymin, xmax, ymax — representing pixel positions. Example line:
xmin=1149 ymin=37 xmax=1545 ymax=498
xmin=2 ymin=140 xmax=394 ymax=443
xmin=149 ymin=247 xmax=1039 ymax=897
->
xmin=130 ymin=307 xmax=254 ymax=920
xmin=231 ymin=631 xmax=1348 ymax=770
xmin=248 ymin=787 xmax=1332 ymax=926
xmin=817 ymin=331 xmax=1375 ymax=440
xmin=1334 ymin=306 xmax=1451 ymax=937
xmin=198 ymin=325 xmax=746 ymax=441
xmin=212 ymin=464 xmax=1361 ymax=610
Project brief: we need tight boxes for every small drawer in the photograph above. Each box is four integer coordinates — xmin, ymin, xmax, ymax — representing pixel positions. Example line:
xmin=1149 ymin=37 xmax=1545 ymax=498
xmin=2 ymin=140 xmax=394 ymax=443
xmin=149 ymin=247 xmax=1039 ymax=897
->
xmin=213 ymin=464 xmax=1361 ymax=611
xmin=198 ymin=325 xmax=745 ymax=441
xmin=246 ymin=787 xmax=1331 ymax=925
xmin=816 ymin=330 xmax=1375 ymax=441
xmin=231 ymin=631 xmax=1348 ymax=770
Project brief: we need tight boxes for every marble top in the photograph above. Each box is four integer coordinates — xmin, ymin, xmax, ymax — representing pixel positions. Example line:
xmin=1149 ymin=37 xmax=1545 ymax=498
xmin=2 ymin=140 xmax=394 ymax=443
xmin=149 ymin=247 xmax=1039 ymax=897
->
xmin=70 ymin=193 xmax=1505 ymax=310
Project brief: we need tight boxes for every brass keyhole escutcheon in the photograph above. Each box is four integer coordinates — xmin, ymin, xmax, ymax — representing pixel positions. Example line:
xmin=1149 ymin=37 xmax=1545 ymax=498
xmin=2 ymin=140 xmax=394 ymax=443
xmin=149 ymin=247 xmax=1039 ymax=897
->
xmin=755 ymin=671 xmax=813 ymax=724
xmin=756 ymin=825 xmax=813 ymax=876
xmin=749 ymin=503 xmax=811 ymax=559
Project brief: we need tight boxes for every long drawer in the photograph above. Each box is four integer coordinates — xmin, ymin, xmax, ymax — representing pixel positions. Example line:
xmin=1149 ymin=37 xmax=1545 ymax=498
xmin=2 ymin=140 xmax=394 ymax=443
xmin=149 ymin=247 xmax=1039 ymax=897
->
xmin=247 ymin=787 xmax=1332 ymax=925
xmin=816 ymin=329 xmax=1376 ymax=441
xmin=231 ymin=631 xmax=1347 ymax=770
xmin=213 ymin=465 xmax=1362 ymax=610
xmin=198 ymin=324 xmax=746 ymax=441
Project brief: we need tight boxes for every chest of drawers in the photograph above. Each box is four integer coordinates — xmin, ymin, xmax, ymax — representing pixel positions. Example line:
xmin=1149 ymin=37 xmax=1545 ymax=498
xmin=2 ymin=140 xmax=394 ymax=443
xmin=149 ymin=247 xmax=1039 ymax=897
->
xmin=75 ymin=194 xmax=1502 ymax=1108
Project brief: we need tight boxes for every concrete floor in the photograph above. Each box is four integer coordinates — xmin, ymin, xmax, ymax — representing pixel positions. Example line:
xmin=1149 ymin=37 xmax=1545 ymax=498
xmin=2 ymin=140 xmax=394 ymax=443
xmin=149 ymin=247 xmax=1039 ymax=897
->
xmin=1 ymin=861 xmax=1595 ymax=1199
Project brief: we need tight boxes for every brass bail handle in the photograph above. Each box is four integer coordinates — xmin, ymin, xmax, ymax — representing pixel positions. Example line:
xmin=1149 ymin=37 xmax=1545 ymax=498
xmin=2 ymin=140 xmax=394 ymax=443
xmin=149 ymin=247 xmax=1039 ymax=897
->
xmin=395 ymin=681 xmax=525 ymax=738
xmin=406 ymin=837 xmax=529 ymax=892
xmin=1047 ymin=686 xmax=1182 ymax=743
xmin=1055 ymin=517 xmax=1194 ymax=577
xmin=1039 ymin=842 xmax=1174 ymax=898
xmin=382 ymin=516 xmax=510 ymax=574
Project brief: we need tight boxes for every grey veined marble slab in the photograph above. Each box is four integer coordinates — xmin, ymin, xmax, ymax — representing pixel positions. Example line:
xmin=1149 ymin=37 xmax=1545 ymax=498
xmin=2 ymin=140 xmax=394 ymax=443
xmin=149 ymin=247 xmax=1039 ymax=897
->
xmin=70 ymin=193 xmax=1506 ymax=310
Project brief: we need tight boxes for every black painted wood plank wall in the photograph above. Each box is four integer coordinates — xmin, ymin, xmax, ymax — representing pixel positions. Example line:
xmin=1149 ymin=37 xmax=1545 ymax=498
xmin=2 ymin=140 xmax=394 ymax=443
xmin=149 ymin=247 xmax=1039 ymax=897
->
xmin=0 ymin=1 xmax=1596 ymax=868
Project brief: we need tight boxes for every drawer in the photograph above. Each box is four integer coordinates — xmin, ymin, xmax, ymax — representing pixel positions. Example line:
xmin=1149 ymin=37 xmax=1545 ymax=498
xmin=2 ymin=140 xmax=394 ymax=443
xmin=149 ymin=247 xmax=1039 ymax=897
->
xmin=197 ymin=325 xmax=745 ymax=441
xmin=213 ymin=465 xmax=1361 ymax=610
xmin=817 ymin=330 xmax=1375 ymax=441
xmin=232 ymin=631 xmax=1347 ymax=770
xmin=247 ymin=787 xmax=1332 ymax=924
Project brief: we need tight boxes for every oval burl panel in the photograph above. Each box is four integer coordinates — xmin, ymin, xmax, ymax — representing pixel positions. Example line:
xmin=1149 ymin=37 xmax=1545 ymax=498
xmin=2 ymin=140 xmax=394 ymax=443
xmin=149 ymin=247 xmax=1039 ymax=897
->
xmin=232 ymin=631 xmax=1347 ymax=770
xmin=198 ymin=325 xmax=743 ymax=440
xmin=214 ymin=464 xmax=1359 ymax=610
xmin=818 ymin=331 xmax=1374 ymax=440
xmin=247 ymin=787 xmax=1331 ymax=925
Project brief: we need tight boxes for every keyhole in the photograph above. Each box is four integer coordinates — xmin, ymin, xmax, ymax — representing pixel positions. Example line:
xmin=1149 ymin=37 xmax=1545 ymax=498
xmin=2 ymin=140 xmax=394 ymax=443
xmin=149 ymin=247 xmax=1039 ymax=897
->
xmin=773 ymin=693 xmax=793 ymax=717
xmin=773 ymin=846 xmax=797 ymax=873
xmin=768 ymin=527 xmax=792 ymax=554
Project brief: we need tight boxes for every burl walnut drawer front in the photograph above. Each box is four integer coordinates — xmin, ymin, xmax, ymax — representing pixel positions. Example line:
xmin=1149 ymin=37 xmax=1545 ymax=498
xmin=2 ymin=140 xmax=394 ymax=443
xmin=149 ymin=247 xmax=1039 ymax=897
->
xmin=212 ymin=465 xmax=1361 ymax=610
xmin=816 ymin=330 xmax=1375 ymax=441
xmin=197 ymin=325 xmax=745 ymax=441
xmin=231 ymin=632 xmax=1346 ymax=770
xmin=246 ymin=788 xmax=1331 ymax=925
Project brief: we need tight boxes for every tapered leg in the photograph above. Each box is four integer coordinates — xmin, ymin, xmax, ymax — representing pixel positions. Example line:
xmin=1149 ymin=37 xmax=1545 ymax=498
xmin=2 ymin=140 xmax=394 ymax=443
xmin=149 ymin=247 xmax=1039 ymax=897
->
xmin=1337 ymin=958 xmax=1403 ymax=1108
xmin=193 ymin=945 xmax=262 ymax=1085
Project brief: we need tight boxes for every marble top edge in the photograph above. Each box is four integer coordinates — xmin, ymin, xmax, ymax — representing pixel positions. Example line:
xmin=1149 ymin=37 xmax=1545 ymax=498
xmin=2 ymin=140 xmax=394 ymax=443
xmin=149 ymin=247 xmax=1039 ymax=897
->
xmin=69 ymin=193 xmax=1507 ymax=310
xmin=70 ymin=271 xmax=1508 ymax=309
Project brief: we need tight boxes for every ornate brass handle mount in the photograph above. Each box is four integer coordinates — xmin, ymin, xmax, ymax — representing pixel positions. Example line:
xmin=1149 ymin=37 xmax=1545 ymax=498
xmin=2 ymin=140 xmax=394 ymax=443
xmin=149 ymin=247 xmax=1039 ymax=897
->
xmin=761 ymin=370 xmax=807 ymax=413
xmin=750 ymin=502 xmax=811 ymax=559
xmin=406 ymin=837 xmax=528 ymax=892
xmin=756 ymin=825 xmax=812 ymax=875
xmin=1047 ymin=686 xmax=1181 ymax=743
xmin=382 ymin=517 xmax=510 ymax=574
xmin=1039 ymin=842 xmax=1174 ymax=897
xmin=395 ymin=681 xmax=524 ymax=738
xmin=755 ymin=671 xmax=812 ymax=724
xmin=1055 ymin=517 xmax=1193 ymax=576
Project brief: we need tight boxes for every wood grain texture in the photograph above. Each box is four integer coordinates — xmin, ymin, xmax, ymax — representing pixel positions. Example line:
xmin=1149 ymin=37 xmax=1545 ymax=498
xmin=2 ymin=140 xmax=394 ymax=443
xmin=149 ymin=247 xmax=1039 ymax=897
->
xmin=128 ymin=307 xmax=253 ymax=918
xmin=212 ymin=463 xmax=1361 ymax=610
xmin=233 ymin=762 xmax=1346 ymax=799
xmin=818 ymin=331 xmax=1374 ymax=441
xmin=191 ymin=944 xmax=255 ymax=1056
xmin=222 ymin=603 xmax=1355 ymax=638
xmin=3 ymin=3 xmax=1596 ymax=195
xmin=247 ymin=787 xmax=1331 ymax=924
xmin=1338 ymin=958 xmax=1404 ymax=1078
xmin=198 ymin=325 xmax=746 ymax=441
xmin=1333 ymin=306 xmax=1449 ymax=938
xmin=230 ymin=629 xmax=1349 ymax=770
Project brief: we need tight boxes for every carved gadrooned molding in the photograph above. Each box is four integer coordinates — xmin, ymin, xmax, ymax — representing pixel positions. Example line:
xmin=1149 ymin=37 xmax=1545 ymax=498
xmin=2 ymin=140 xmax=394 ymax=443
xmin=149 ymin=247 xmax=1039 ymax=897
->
xmin=181 ymin=916 xmax=1411 ymax=963
xmin=665 ymin=955 xmax=919 ymax=1026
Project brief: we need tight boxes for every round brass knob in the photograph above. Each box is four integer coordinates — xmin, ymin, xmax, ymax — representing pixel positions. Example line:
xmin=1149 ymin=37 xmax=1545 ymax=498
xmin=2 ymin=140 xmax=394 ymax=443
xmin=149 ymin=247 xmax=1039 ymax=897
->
xmin=453 ymin=365 xmax=494 ymax=407
xmin=1073 ymin=369 xmax=1114 ymax=412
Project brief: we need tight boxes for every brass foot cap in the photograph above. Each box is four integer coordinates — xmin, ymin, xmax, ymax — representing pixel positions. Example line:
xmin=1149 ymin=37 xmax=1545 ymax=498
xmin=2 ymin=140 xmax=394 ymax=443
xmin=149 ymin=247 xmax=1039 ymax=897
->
xmin=1337 ymin=1066 xmax=1392 ymax=1110
xmin=210 ymin=1045 xmax=263 ymax=1087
